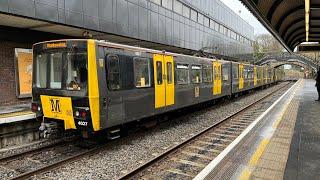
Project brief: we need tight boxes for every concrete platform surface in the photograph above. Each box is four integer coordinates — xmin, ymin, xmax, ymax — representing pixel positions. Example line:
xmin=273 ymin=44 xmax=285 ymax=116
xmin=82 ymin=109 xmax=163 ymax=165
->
xmin=0 ymin=104 xmax=35 ymax=124
xmin=194 ymin=79 xmax=320 ymax=180
xmin=284 ymin=79 xmax=320 ymax=180
xmin=235 ymin=79 xmax=320 ymax=180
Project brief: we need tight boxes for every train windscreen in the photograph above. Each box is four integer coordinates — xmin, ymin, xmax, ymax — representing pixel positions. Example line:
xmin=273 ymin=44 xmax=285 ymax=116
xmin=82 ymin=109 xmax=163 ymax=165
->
xmin=34 ymin=48 xmax=88 ymax=91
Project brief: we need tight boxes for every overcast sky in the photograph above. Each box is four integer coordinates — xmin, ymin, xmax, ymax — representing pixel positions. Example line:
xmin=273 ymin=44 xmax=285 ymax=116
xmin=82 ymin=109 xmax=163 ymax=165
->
xmin=221 ymin=0 xmax=269 ymax=36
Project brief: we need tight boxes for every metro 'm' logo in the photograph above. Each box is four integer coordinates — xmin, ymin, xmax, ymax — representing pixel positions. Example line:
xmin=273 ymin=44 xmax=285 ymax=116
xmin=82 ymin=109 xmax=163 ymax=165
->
xmin=50 ymin=99 xmax=61 ymax=113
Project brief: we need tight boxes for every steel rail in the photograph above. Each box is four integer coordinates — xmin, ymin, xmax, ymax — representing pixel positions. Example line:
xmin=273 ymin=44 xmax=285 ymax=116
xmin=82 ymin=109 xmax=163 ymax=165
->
xmin=0 ymin=136 xmax=78 ymax=163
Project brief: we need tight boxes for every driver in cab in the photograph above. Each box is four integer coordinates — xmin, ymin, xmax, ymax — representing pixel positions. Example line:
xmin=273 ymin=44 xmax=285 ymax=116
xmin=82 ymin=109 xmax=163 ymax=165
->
xmin=67 ymin=70 xmax=81 ymax=90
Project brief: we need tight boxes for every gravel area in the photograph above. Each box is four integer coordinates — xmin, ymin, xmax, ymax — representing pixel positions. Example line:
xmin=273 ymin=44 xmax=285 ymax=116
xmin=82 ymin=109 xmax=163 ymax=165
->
xmin=23 ymin=83 xmax=291 ymax=180
xmin=0 ymin=141 xmax=84 ymax=179
xmin=0 ymin=134 xmax=76 ymax=160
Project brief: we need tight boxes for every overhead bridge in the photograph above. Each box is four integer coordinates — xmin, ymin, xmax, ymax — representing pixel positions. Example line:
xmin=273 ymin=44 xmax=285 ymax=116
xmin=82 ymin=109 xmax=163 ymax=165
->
xmin=256 ymin=52 xmax=318 ymax=71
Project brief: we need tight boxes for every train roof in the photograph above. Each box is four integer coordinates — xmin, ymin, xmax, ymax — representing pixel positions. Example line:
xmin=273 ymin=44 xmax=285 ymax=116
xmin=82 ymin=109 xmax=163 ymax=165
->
xmin=34 ymin=39 xmax=261 ymax=67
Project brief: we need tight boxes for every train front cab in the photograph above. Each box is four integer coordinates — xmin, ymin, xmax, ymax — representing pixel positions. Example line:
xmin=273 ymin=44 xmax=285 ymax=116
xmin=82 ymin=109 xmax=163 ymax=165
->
xmin=31 ymin=39 xmax=104 ymax=138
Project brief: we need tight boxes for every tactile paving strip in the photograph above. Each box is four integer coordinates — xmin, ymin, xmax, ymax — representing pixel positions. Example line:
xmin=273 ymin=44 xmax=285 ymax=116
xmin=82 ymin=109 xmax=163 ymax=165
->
xmin=249 ymin=92 xmax=300 ymax=179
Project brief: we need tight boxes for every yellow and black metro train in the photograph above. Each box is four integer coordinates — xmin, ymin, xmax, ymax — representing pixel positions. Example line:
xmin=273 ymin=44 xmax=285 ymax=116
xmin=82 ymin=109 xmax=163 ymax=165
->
xmin=31 ymin=39 xmax=282 ymax=138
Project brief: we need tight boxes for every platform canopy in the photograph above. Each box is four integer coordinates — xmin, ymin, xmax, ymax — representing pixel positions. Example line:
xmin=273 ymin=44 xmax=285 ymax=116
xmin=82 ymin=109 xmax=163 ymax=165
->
xmin=240 ymin=0 xmax=320 ymax=52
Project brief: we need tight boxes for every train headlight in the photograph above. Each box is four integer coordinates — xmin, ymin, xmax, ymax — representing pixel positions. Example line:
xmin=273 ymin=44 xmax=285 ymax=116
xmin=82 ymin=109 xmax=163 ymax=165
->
xmin=37 ymin=106 xmax=41 ymax=111
xmin=75 ymin=111 xmax=80 ymax=117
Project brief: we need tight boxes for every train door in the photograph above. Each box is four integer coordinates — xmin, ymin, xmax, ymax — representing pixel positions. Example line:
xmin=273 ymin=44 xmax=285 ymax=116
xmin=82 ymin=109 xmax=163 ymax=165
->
xmin=254 ymin=66 xmax=257 ymax=86
xmin=153 ymin=54 xmax=175 ymax=108
xmin=264 ymin=67 xmax=268 ymax=84
xmin=213 ymin=61 xmax=222 ymax=95
xmin=239 ymin=64 xmax=244 ymax=90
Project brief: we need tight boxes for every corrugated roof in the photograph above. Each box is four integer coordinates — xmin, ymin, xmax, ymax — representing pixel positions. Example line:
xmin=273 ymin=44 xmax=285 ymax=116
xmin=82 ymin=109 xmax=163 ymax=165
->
xmin=240 ymin=0 xmax=320 ymax=51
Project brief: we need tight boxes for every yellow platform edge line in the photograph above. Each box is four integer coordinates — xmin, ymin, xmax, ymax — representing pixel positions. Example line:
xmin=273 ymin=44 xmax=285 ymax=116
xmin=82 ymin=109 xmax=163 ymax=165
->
xmin=0 ymin=111 xmax=34 ymax=118
xmin=238 ymin=81 xmax=302 ymax=180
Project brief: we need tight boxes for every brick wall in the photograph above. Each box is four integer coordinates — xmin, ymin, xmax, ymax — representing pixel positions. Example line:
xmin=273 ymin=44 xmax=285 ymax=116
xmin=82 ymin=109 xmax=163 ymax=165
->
xmin=0 ymin=41 xmax=32 ymax=107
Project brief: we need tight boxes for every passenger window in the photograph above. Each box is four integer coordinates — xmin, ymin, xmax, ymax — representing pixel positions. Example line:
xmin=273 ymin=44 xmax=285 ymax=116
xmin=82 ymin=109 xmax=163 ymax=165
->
xmin=233 ymin=66 xmax=238 ymax=79
xmin=107 ymin=55 xmax=120 ymax=90
xmin=191 ymin=65 xmax=202 ymax=83
xmin=167 ymin=62 xmax=173 ymax=84
xmin=244 ymin=69 xmax=248 ymax=79
xmin=177 ymin=64 xmax=189 ymax=84
xmin=134 ymin=57 xmax=151 ymax=88
xmin=223 ymin=66 xmax=229 ymax=81
xmin=202 ymin=65 xmax=212 ymax=83
xmin=156 ymin=61 xmax=163 ymax=85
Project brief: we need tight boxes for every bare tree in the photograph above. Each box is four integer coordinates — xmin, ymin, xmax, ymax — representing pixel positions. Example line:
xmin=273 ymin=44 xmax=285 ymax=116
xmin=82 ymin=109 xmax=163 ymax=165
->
xmin=253 ymin=34 xmax=285 ymax=60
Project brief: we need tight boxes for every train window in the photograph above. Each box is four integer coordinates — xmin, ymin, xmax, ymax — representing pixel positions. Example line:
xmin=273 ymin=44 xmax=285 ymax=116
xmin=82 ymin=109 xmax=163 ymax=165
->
xmin=49 ymin=53 xmax=62 ymax=89
xmin=202 ymin=65 xmax=212 ymax=82
xmin=250 ymin=69 xmax=254 ymax=79
xmin=66 ymin=52 xmax=88 ymax=91
xmin=177 ymin=64 xmax=189 ymax=84
xmin=191 ymin=65 xmax=202 ymax=83
xmin=106 ymin=55 xmax=120 ymax=90
xmin=134 ymin=58 xmax=151 ymax=88
xmin=156 ymin=61 xmax=163 ymax=85
xmin=244 ymin=69 xmax=248 ymax=79
xmin=223 ymin=66 xmax=229 ymax=81
xmin=233 ymin=66 xmax=238 ymax=79
xmin=35 ymin=54 xmax=48 ymax=88
xmin=167 ymin=62 xmax=173 ymax=84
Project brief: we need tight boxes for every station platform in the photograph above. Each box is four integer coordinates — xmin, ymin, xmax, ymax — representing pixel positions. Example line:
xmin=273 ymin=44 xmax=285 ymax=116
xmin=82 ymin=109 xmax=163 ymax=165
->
xmin=0 ymin=104 xmax=35 ymax=124
xmin=194 ymin=79 xmax=320 ymax=180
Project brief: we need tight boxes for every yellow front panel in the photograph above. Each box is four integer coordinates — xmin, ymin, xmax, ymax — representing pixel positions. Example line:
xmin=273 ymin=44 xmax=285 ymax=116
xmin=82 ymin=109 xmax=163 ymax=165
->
xmin=40 ymin=95 xmax=76 ymax=130
xmin=164 ymin=55 xmax=175 ymax=106
xmin=254 ymin=66 xmax=257 ymax=86
xmin=87 ymin=40 xmax=100 ymax=131
xmin=239 ymin=64 xmax=244 ymax=90
xmin=213 ymin=62 xmax=222 ymax=95
xmin=153 ymin=54 xmax=165 ymax=108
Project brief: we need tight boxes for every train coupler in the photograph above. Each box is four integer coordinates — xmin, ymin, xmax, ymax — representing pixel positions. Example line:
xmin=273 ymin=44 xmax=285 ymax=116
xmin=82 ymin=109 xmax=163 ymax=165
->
xmin=39 ymin=120 xmax=58 ymax=138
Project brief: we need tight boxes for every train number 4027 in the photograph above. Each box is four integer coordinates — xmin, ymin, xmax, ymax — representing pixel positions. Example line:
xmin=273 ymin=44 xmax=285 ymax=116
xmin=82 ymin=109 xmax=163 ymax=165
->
xmin=78 ymin=121 xmax=88 ymax=126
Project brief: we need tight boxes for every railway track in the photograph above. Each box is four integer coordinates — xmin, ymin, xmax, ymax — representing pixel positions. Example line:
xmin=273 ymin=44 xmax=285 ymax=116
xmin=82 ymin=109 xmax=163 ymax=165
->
xmin=0 ymin=82 xmax=292 ymax=180
xmin=119 ymin=82 xmax=293 ymax=179
xmin=0 ymin=137 xmax=84 ymax=180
